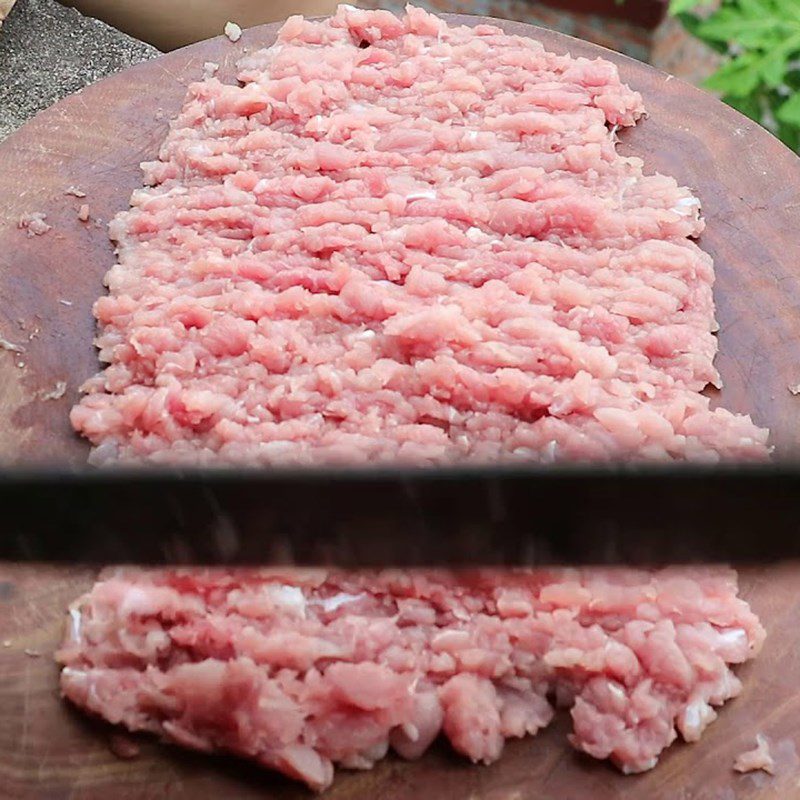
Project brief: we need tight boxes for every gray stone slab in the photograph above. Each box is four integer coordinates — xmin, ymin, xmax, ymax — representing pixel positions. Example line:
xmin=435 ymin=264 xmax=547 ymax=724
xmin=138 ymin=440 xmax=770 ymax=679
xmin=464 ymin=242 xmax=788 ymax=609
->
xmin=0 ymin=0 xmax=158 ymax=141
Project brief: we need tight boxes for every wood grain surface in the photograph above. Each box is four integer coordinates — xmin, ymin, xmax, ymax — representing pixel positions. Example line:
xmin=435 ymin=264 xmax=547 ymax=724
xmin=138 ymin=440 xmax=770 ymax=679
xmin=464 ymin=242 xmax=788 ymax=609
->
xmin=1 ymin=14 xmax=800 ymax=800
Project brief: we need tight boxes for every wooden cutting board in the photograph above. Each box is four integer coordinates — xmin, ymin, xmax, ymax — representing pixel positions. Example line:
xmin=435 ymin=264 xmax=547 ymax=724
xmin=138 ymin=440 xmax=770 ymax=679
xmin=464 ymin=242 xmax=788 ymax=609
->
xmin=1 ymin=14 xmax=800 ymax=800
xmin=2 ymin=563 xmax=800 ymax=800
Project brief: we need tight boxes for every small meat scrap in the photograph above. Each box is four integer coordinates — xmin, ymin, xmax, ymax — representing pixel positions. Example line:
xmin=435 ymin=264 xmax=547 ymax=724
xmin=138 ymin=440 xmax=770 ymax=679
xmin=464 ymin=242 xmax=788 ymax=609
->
xmin=40 ymin=381 xmax=68 ymax=401
xmin=109 ymin=733 xmax=141 ymax=760
xmin=0 ymin=335 xmax=24 ymax=354
xmin=224 ymin=21 xmax=242 ymax=42
xmin=24 ymin=648 xmax=41 ymax=658
xmin=789 ymin=384 xmax=800 ymax=395
xmin=78 ymin=204 xmax=90 ymax=222
xmin=65 ymin=186 xmax=87 ymax=198
xmin=203 ymin=61 xmax=220 ymax=78
xmin=58 ymin=299 xmax=73 ymax=307
xmin=734 ymin=734 xmax=775 ymax=775
xmin=18 ymin=212 xmax=51 ymax=237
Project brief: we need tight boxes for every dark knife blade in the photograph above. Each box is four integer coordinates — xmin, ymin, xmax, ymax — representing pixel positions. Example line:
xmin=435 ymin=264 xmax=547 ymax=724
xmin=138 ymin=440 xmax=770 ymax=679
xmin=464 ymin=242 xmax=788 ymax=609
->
xmin=2 ymin=463 xmax=799 ymax=566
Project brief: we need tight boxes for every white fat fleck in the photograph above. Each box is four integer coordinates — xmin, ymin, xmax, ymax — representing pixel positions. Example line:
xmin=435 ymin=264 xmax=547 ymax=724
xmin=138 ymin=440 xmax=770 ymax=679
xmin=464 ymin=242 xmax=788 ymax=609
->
xmin=717 ymin=627 xmax=747 ymax=649
xmin=355 ymin=329 xmax=377 ymax=340
xmin=61 ymin=667 xmax=86 ymax=680
xmin=674 ymin=197 xmax=701 ymax=216
xmin=401 ymin=722 xmax=420 ymax=741
xmin=512 ymin=447 xmax=537 ymax=458
xmin=268 ymin=584 xmax=306 ymax=617
xmin=464 ymin=131 xmax=479 ymax=143
xmin=69 ymin=608 xmax=82 ymax=641
xmin=224 ymin=21 xmax=243 ymax=42
xmin=466 ymin=226 xmax=484 ymax=241
xmin=259 ymin=440 xmax=295 ymax=456
xmin=622 ymin=757 xmax=657 ymax=774
xmin=119 ymin=586 xmax=152 ymax=616
xmin=542 ymin=441 xmax=558 ymax=463
xmin=186 ymin=144 xmax=213 ymax=158
xmin=406 ymin=190 xmax=437 ymax=201
xmin=681 ymin=702 xmax=701 ymax=735
xmin=607 ymin=682 xmax=626 ymax=703
xmin=320 ymin=592 xmax=362 ymax=612
xmin=349 ymin=102 xmax=367 ymax=112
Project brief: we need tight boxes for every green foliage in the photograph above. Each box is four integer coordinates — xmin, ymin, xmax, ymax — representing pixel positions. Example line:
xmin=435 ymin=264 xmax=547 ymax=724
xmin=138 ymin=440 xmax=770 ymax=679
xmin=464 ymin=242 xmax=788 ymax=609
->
xmin=669 ymin=0 xmax=800 ymax=151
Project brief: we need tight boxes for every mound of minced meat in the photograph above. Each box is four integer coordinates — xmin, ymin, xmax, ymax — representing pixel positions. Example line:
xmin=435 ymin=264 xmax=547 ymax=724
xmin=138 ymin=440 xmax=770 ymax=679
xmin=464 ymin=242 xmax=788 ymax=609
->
xmin=60 ymin=5 xmax=768 ymax=790
xmin=69 ymin=5 xmax=768 ymax=465
xmin=58 ymin=567 xmax=764 ymax=791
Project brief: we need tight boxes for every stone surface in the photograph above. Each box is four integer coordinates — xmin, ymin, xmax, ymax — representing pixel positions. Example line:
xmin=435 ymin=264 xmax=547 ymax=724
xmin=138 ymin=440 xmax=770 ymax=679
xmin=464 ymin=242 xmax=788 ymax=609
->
xmin=0 ymin=0 xmax=157 ymax=141
xmin=0 ymin=0 xmax=17 ymax=25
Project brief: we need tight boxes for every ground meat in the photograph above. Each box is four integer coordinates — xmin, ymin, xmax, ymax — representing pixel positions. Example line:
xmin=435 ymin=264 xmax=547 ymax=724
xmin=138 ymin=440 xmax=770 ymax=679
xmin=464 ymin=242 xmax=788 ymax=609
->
xmin=59 ymin=7 xmax=769 ymax=790
xmin=78 ymin=204 xmax=90 ymax=222
xmin=69 ymin=5 xmax=768 ymax=467
xmin=57 ymin=567 xmax=764 ymax=791
xmin=734 ymin=734 xmax=774 ymax=775
xmin=18 ymin=212 xmax=51 ymax=236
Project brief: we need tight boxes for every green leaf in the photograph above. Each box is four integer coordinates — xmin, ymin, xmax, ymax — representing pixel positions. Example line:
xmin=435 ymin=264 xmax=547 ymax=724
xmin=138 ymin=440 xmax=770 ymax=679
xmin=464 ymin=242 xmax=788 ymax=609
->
xmin=758 ymin=33 xmax=800 ymax=87
xmin=724 ymin=92 xmax=762 ymax=122
xmin=760 ymin=49 xmax=789 ymax=87
xmin=738 ymin=0 xmax=774 ymax=18
xmin=676 ymin=12 xmax=729 ymax=52
xmin=669 ymin=0 xmax=715 ymax=13
xmin=772 ymin=0 xmax=800 ymax=25
xmin=704 ymin=55 xmax=762 ymax=97
xmin=776 ymin=120 xmax=800 ymax=151
xmin=776 ymin=92 xmax=800 ymax=125
xmin=696 ymin=17 xmax=783 ymax=48
xmin=674 ymin=0 xmax=800 ymax=152
xmin=669 ymin=0 xmax=702 ymax=14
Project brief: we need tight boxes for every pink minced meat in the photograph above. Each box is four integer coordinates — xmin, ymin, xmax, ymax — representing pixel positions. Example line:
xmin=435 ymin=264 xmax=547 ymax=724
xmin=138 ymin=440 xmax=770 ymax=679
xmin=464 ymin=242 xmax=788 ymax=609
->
xmin=69 ymin=5 xmax=769 ymax=466
xmin=59 ymin=6 xmax=768 ymax=790
xmin=57 ymin=567 xmax=764 ymax=790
